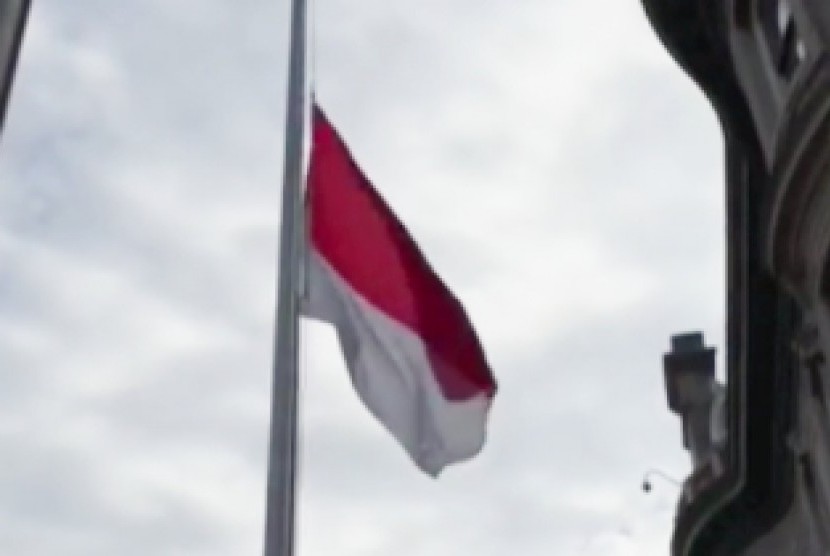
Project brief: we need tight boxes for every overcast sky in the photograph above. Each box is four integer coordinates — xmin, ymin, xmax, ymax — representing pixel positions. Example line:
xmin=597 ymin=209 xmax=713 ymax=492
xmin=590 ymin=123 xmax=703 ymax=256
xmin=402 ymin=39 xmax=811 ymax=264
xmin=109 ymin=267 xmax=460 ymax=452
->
xmin=0 ymin=1 xmax=726 ymax=555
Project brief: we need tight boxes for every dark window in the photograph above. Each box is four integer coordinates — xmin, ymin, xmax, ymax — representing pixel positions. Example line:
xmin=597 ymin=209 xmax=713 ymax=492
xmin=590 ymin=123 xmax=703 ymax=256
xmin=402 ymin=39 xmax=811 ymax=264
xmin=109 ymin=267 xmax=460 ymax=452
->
xmin=757 ymin=0 xmax=806 ymax=79
xmin=809 ymin=364 xmax=826 ymax=408
xmin=821 ymin=252 xmax=830 ymax=312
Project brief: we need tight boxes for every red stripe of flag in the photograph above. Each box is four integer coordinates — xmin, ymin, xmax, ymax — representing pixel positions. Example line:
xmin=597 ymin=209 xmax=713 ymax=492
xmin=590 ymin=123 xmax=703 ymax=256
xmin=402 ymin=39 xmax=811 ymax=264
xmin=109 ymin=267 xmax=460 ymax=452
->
xmin=308 ymin=105 xmax=496 ymax=402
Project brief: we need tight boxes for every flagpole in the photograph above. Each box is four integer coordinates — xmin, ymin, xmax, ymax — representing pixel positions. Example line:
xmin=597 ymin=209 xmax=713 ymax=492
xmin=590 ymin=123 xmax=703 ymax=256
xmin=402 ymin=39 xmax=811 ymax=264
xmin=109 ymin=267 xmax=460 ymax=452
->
xmin=264 ymin=0 xmax=307 ymax=552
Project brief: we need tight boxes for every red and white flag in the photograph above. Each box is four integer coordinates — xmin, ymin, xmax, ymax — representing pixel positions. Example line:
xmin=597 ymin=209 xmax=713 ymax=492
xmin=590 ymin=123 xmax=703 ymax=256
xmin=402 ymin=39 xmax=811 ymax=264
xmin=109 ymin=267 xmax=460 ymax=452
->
xmin=302 ymin=105 xmax=497 ymax=475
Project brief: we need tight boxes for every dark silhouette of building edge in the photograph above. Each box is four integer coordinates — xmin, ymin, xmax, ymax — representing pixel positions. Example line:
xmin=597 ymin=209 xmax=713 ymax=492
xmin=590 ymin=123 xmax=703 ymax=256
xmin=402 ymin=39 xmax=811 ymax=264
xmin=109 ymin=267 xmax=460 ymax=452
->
xmin=643 ymin=1 xmax=830 ymax=554
xmin=0 ymin=0 xmax=31 ymax=136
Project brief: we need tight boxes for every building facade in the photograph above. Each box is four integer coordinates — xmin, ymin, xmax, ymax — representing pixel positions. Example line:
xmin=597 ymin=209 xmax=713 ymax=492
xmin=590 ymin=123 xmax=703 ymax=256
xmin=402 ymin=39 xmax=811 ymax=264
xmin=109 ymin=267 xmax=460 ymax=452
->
xmin=643 ymin=1 xmax=830 ymax=555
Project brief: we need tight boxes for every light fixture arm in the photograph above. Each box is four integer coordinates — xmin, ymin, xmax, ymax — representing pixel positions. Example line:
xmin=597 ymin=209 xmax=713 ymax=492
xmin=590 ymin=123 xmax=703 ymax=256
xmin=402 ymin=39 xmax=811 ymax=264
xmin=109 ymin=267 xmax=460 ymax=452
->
xmin=642 ymin=468 xmax=681 ymax=493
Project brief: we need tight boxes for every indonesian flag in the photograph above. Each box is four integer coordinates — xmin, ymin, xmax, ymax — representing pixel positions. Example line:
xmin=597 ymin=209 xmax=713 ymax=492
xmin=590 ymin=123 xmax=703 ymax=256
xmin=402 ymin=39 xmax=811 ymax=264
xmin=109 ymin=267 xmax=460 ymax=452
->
xmin=302 ymin=104 xmax=497 ymax=475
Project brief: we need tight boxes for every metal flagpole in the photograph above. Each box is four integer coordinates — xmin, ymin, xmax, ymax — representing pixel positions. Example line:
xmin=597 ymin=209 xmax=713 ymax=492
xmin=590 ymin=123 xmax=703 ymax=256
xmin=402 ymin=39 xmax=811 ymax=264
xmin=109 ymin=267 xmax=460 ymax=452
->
xmin=263 ymin=0 xmax=307 ymax=552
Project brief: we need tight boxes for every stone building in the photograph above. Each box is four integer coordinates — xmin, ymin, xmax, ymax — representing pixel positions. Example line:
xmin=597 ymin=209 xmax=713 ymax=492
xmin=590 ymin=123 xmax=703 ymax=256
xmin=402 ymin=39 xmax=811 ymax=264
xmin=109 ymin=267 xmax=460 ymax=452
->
xmin=643 ymin=0 xmax=830 ymax=554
